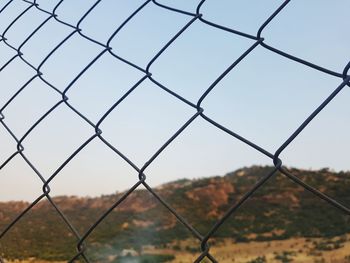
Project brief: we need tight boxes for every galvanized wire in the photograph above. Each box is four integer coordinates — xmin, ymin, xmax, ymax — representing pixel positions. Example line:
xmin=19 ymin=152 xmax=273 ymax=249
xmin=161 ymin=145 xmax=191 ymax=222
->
xmin=0 ymin=0 xmax=349 ymax=262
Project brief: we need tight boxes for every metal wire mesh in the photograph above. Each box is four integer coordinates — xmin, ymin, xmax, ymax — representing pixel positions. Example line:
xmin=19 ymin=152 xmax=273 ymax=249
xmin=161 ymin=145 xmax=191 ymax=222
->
xmin=0 ymin=0 xmax=349 ymax=262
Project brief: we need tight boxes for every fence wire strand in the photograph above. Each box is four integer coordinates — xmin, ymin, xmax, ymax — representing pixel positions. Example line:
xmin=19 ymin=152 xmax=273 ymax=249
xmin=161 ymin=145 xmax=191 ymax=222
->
xmin=0 ymin=0 xmax=349 ymax=262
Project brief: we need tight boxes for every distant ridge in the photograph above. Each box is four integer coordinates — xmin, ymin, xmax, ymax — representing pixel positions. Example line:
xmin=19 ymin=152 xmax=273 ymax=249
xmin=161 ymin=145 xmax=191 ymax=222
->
xmin=1 ymin=166 xmax=350 ymax=261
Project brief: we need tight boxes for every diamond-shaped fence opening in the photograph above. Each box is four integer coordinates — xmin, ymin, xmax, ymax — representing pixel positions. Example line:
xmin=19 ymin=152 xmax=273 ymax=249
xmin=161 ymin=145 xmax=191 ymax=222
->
xmin=1 ymin=78 xmax=61 ymax=137
xmin=79 ymin=0 xmax=149 ymax=42
xmin=108 ymin=3 xmax=191 ymax=67
xmin=200 ymin=47 xmax=342 ymax=151
xmin=145 ymin=118 xmax=273 ymax=187
xmin=99 ymin=79 xmax=195 ymax=167
xmin=53 ymin=0 xmax=98 ymax=26
xmin=48 ymin=139 xmax=139 ymax=200
xmin=2 ymin=7 xmax=48 ymax=48
xmin=0 ymin=59 xmax=34 ymax=106
xmin=64 ymin=54 xmax=144 ymax=122
xmin=150 ymin=21 xmax=254 ymax=102
xmin=19 ymin=105 xmax=94 ymax=178
xmin=18 ymin=18 xmax=74 ymax=67
xmin=38 ymin=34 xmax=104 ymax=90
xmin=0 ymin=0 xmax=349 ymax=262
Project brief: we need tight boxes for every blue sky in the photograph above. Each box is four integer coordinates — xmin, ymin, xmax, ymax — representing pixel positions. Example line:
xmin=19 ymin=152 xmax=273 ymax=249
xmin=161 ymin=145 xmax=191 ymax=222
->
xmin=0 ymin=0 xmax=349 ymax=201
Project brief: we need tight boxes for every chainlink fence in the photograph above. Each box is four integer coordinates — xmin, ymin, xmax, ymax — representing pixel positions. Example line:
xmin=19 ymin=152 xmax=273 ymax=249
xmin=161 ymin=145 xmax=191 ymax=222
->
xmin=0 ymin=0 xmax=349 ymax=262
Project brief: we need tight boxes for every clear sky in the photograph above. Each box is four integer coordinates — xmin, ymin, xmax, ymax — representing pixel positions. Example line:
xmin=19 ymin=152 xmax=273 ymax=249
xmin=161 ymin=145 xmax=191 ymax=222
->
xmin=0 ymin=0 xmax=349 ymax=201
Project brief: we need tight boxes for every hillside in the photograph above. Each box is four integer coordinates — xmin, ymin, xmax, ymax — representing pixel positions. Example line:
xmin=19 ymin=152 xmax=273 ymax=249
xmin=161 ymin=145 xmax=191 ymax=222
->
xmin=1 ymin=166 xmax=350 ymax=262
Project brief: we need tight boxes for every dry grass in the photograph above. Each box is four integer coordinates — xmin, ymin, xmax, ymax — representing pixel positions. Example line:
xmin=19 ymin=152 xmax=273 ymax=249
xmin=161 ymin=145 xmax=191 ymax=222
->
xmin=4 ymin=235 xmax=350 ymax=262
xmin=144 ymin=234 xmax=350 ymax=263
xmin=4 ymin=260 xmax=65 ymax=263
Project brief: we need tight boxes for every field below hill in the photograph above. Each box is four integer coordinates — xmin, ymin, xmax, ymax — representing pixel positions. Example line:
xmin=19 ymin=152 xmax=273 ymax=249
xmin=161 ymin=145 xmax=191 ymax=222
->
xmin=4 ymin=235 xmax=350 ymax=263
xmin=157 ymin=235 xmax=350 ymax=263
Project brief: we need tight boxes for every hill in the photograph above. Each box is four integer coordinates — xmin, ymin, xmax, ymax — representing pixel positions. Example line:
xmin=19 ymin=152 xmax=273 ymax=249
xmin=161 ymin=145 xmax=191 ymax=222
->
xmin=1 ymin=166 xmax=350 ymax=262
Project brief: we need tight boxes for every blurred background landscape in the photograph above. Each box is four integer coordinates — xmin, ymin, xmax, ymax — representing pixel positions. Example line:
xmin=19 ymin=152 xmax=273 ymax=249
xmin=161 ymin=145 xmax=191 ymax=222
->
xmin=1 ymin=166 xmax=350 ymax=262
